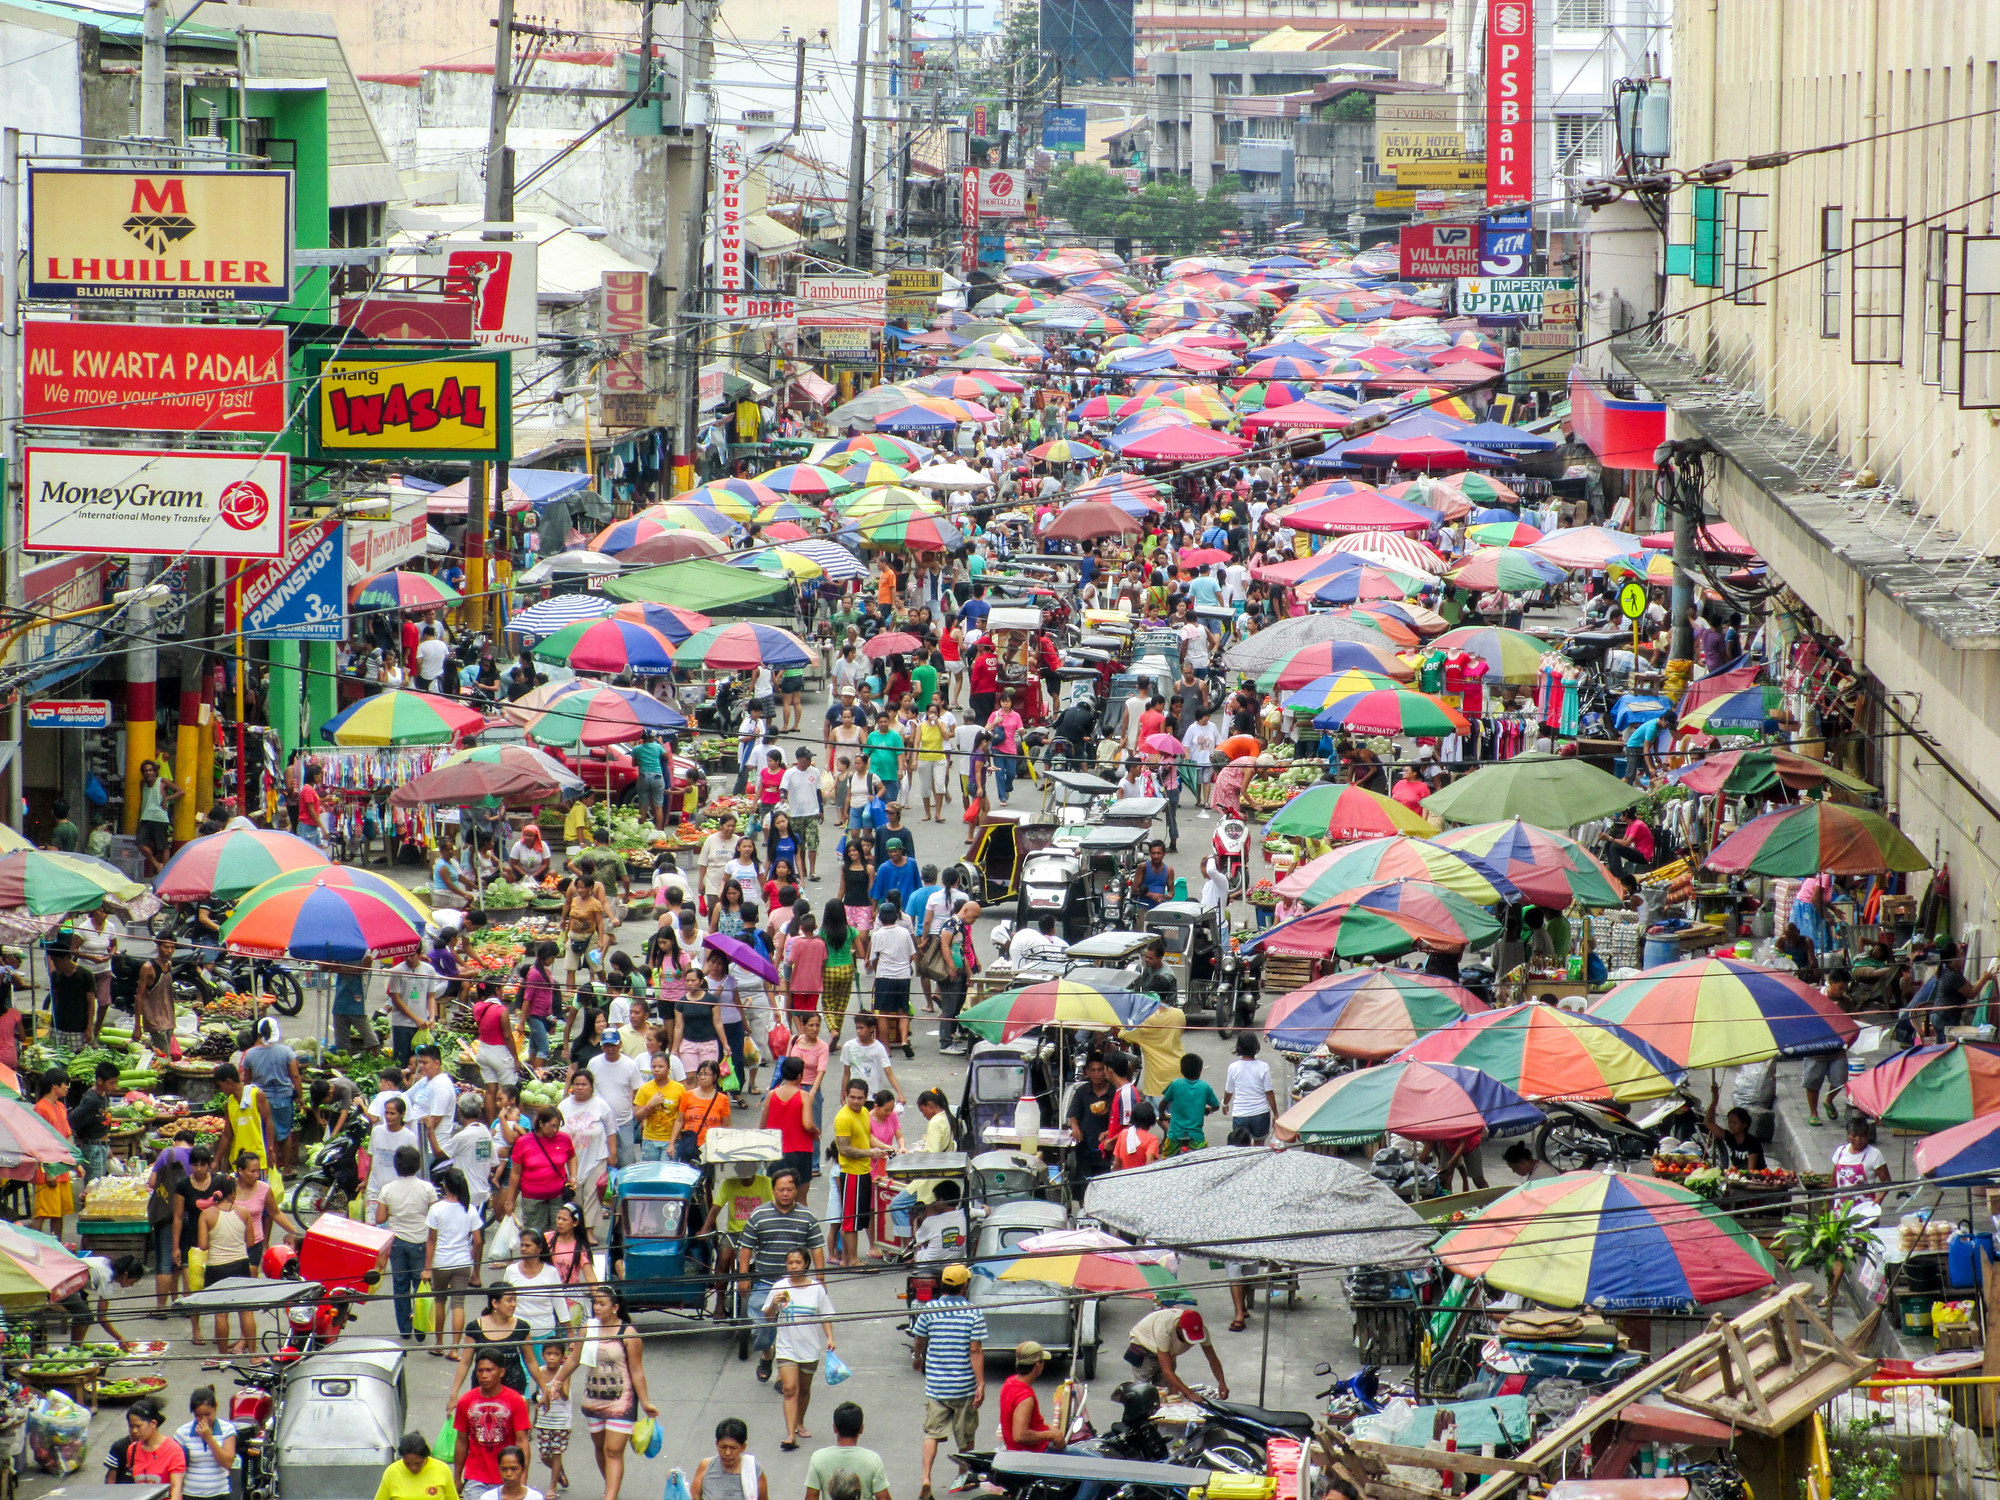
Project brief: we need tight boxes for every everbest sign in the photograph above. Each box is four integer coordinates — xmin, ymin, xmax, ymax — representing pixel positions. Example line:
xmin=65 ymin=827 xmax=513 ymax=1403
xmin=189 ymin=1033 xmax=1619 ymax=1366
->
xmin=28 ymin=169 xmax=293 ymax=303
xmin=308 ymin=349 xmax=512 ymax=461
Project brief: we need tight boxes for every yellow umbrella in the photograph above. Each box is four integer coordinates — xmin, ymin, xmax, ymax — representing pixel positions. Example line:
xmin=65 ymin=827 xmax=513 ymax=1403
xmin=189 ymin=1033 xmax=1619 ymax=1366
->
xmin=839 ymin=485 xmax=942 ymax=517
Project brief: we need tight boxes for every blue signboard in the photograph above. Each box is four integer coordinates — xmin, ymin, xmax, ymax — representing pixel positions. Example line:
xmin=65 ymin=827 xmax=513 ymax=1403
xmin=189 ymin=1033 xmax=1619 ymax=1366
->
xmin=1041 ymin=107 xmax=1087 ymax=153
xmin=238 ymin=518 xmax=348 ymax=641
xmin=1481 ymin=208 xmax=1533 ymax=275
xmin=978 ymin=234 xmax=1008 ymax=265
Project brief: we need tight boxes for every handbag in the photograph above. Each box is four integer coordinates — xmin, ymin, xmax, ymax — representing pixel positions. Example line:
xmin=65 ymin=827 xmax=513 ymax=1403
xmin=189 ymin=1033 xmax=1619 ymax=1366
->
xmin=917 ymin=935 xmax=955 ymax=984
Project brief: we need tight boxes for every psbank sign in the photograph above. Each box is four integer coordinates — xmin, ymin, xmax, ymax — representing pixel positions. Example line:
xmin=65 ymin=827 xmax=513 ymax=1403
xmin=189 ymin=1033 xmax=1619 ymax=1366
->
xmin=28 ymin=169 xmax=294 ymax=303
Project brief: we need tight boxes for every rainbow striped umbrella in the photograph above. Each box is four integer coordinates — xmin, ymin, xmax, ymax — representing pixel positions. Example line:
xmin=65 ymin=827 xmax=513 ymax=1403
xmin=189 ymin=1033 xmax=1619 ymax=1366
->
xmin=753 ymin=501 xmax=829 ymax=527
xmin=1244 ymin=356 xmax=1327 ymax=381
xmin=1394 ymin=1003 xmax=1687 ymax=1102
xmin=222 ymin=867 xmax=430 ymax=963
xmin=1435 ymin=1171 xmax=1778 ymax=1309
xmin=958 ymin=978 xmax=1162 ymax=1042
xmin=1677 ymin=685 xmax=1784 ymax=735
xmin=1586 ymin=957 xmax=1859 ymax=1069
xmin=856 ymin=510 xmax=964 ymax=552
xmin=1445 ymin=547 xmax=1568 ymax=592
xmin=755 ymin=463 xmax=852 ymax=497
xmin=0 ymin=851 xmax=149 ymax=916
xmin=1315 ymin=877 xmax=1505 ymax=947
xmin=687 ymin=479 xmax=782 ymax=520
xmin=1264 ymin=967 xmax=1488 ymax=1058
xmin=1706 ymin=803 xmax=1931 ymax=877
xmin=1256 ymin=641 xmax=1415 ymax=690
xmin=674 ymin=621 xmax=815 ymax=671
xmin=1312 ymin=689 xmax=1469 ymax=738
xmin=1266 ymin=782 xmax=1436 ymax=840
xmin=1246 ymin=902 xmax=1461 ymax=961
xmin=523 ymin=681 xmax=687 ymax=747
xmin=1914 ymin=1114 xmax=2000 ymax=1179
xmin=734 ymin=547 xmax=825 ymax=580
xmin=1428 ymin=626 xmax=1547 ymax=685
xmin=1848 ymin=1043 xmax=2000 ymax=1130
xmin=1277 ymin=835 xmax=1520 ymax=906
xmin=1607 ymin=551 xmax=1676 ymax=585
xmin=1028 ymin=439 xmax=1105 ymax=463
xmin=608 ymin=601 xmax=712 ymax=642
xmin=836 ymin=485 xmax=940 ymax=516
xmin=154 ymin=828 xmax=330 ymax=903
xmin=1443 ymin=472 xmax=1520 ymax=506
xmin=1277 ymin=1061 xmax=1544 ymax=1146
xmin=319 ymin=691 xmax=485 ymax=746
xmin=820 ymin=457 xmax=915 ymax=487
xmin=1466 ymin=520 xmax=1545 ymax=547
xmin=354 ymin=570 xmax=462 ymax=611
xmin=532 ymin=617 xmax=679 ymax=674
xmin=645 ymin=503 xmax=744 ymax=538
xmin=1431 ymin=820 xmax=1625 ymax=909
xmin=1280 ymin=670 xmax=1406 ymax=711
xmin=823 ymin=432 xmax=928 ymax=464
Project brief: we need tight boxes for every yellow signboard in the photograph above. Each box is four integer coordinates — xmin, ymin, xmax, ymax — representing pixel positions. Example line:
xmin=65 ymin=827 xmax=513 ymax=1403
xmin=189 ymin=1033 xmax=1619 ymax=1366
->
xmin=886 ymin=267 xmax=944 ymax=318
xmin=1374 ymin=190 xmax=1418 ymax=209
xmin=1395 ymin=160 xmax=1489 ymax=186
xmin=1378 ymin=130 xmax=1467 ymax=164
xmin=28 ymin=168 xmax=294 ymax=302
xmin=311 ymin=352 xmax=512 ymax=460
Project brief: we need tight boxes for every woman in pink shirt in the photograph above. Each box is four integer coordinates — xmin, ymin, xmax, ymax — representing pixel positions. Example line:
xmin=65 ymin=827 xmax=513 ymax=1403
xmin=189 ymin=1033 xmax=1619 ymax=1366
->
xmin=784 ymin=914 xmax=826 ymax=1025
xmin=790 ymin=1010 xmax=831 ymax=1145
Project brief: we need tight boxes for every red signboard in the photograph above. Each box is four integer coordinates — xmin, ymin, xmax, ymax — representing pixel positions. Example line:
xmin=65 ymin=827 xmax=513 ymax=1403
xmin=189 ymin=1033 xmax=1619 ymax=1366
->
xmin=601 ymin=271 xmax=647 ymax=393
xmin=1398 ymin=223 xmax=1481 ymax=279
xmin=1567 ymin=372 xmax=1663 ymax=471
xmin=23 ymin=320 xmax=287 ymax=433
xmin=1485 ymin=0 xmax=1534 ymax=206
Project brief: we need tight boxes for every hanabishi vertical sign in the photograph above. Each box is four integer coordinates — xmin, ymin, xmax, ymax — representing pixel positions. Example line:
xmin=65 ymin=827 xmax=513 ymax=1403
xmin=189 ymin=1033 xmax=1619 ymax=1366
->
xmin=1485 ymin=0 xmax=1534 ymax=206
xmin=28 ymin=169 xmax=293 ymax=302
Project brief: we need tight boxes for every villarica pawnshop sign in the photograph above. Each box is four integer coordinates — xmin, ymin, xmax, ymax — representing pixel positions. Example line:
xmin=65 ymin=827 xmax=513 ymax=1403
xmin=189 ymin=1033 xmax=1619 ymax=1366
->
xmin=308 ymin=349 xmax=512 ymax=461
xmin=28 ymin=169 xmax=294 ymax=303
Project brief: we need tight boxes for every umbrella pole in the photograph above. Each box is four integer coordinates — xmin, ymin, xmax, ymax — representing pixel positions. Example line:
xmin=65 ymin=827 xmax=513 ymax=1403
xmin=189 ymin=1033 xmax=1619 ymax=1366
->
xmin=1258 ymin=1262 xmax=1274 ymax=1406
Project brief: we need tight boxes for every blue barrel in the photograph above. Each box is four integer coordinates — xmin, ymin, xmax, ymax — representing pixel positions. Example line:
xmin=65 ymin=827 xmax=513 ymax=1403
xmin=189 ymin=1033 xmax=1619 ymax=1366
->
xmin=1642 ymin=936 xmax=1680 ymax=969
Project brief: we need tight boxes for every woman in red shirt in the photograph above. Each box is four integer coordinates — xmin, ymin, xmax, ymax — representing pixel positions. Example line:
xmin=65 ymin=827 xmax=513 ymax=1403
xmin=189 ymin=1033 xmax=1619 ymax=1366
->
xmin=126 ymin=1397 xmax=189 ymax=1500
xmin=760 ymin=1056 xmax=817 ymax=1185
xmin=505 ymin=1108 xmax=576 ymax=1227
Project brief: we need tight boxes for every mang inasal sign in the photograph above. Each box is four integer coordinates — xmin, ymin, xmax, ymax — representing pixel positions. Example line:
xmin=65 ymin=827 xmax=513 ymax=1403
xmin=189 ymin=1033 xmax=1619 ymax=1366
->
xmin=308 ymin=350 xmax=512 ymax=461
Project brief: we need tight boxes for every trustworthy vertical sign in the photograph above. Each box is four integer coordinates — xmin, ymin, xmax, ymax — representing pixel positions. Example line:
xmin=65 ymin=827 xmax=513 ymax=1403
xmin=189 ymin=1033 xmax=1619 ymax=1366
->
xmin=1485 ymin=0 xmax=1534 ymax=207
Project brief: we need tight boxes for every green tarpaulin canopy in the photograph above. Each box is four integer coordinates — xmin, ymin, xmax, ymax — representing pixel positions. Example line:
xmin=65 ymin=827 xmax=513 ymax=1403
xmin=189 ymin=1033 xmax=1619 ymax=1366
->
xmin=600 ymin=559 xmax=789 ymax=610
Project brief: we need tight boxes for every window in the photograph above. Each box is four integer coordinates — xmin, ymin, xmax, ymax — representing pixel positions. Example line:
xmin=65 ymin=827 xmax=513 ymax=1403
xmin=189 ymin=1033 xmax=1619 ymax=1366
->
xmin=1556 ymin=0 xmax=1609 ymax=24
xmin=1691 ymin=185 xmax=1722 ymax=288
xmin=1959 ymin=234 xmax=2000 ymax=408
xmin=1554 ymin=115 xmax=1606 ymax=170
xmin=1725 ymin=191 xmax=1768 ymax=305
xmin=1849 ymin=217 xmax=1908 ymax=365
xmin=1820 ymin=207 xmax=1843 ymax=337
xmin=1922 ymin=227 xmax=1966 ymax=390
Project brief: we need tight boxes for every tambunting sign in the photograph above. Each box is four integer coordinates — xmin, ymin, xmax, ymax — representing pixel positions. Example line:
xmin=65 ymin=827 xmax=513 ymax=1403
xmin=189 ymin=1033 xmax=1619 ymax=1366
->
xmin=28 ymin=169 xmax=293 ymax=303
xmin=308 ymin=350 xmax=512 ymax=460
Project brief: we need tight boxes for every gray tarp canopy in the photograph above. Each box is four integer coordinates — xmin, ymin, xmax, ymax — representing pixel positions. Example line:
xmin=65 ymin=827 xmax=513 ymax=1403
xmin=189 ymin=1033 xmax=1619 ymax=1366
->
xmin=1218 ymin=613 xmax=1405 ymax=675
xmin=1082 ymin=1146 xmax=1431 ymax=1268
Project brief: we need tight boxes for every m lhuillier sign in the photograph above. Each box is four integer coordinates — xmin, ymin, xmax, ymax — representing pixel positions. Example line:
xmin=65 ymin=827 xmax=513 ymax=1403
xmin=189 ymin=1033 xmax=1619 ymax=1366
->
xmin=28 ymin=169 xmax=294 ymax=302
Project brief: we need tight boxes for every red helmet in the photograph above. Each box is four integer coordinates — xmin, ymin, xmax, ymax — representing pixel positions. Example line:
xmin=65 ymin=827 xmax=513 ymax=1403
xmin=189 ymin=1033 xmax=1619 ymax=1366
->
xmin=261 ymin=1242 xmax=299 ymax=1281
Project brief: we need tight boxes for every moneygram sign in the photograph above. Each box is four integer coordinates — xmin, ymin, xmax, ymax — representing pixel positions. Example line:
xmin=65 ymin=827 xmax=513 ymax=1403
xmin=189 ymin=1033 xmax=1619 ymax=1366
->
xmin=229 ymin=516 xmax=347 ymax=642
xmin=308 ymin=350 xmax=512 ymax=461
xmin=28 ymin=169 xmax=293 ymax=302
xmin=1399 ymin=223 xmax=1482 ymax=279
xmin=23 ymin=446 xmax=289 ymax=558
xmin=24 ymin=321 xmax=288 ymax=433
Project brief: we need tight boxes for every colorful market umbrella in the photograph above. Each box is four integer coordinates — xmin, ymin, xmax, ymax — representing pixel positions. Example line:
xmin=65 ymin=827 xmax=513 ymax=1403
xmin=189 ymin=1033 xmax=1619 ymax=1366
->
xmin=958 ymin=979 xmax=1163 ymax=1042
xmin=318 ymin=691 xmax=486 ymax=747
xmin=1466 ymin=520 xmax=1545 ymax=547
xmin=1393 ymin=1003 xmax=1687 ymax=1102
xmin=1029 ymin=439 xmax=1105 ymax=464
xmin=1417 ymin=752 xmax=1645 ymax=831
xmin=1428 ymin=626 xmax=1548 ymax=685
xmin=1431 ymin=820 xmax=1626 ymax=909
xmin=0 ymin=1218 xmax=90 ymax=1293
xmin=1045 ymin=502 xmax=1143 ymax=541
xmin=1312 ymin=689 xmax=1470 ymax=738
xmin=755 ymin=463 xmax=853 ymax=497
xmin=503 ymin=594 xmax=617 ymax=639
xmin=1255 ymin=641 xmax=1415 ymax=690
xmin=0 ymin=1104 xmax=83 ymax=1185
xmin=1846 ymin=1042 xmax=2000 ymax=1130
xmin=1434 ymin=1171 xmax=1779 ymax=1309
xmin=1674 ymin=746 xmax=1876 ymax=797
xmin=353 ymin=570 xmax=463 ymax=611
xmin=989 ymin=1244 xmax=1180 ymax=1296
xmin=1315 ymin=878 xmax=1506 ymax=947
xmin=532 ymin=617 xmax=680 ymax=675
xmin=1677 ymin=685 xmax=1785 ymax=735
xmin=1706 ymin=803 xmax=1931 ymax=876
xmin=221 ymin=867 xmax=430 ymax=962
xmin=437 ymin=743 xmax=586 ymax=792
xmin=1264 ymin=967 xmax=1489 ymax=1059
xmin=1266 ymin=782 xmax=1437 ymax=840
xmin=615 ymin=530 xmax=729 ymax=565
xmin=855 ymin=510 xmax=965 ymax=552
xmin=522 ymin=682 xmax=688 ymax=748
xmin=1527 ymin=526 xmax=1648 ymax=572
xmin=823 ymin=432 xmax=928 ymax=464
xmin=1445 ymin=547 xmax=1569 ymax=592
xmin=1277 ymin=836 xmax=1521 ymax=906
xmin=1913 ymin=1113 xmax=2000 ymax=1180
xmin=674 ymin=621 xmax=815 ymax=672
xmin=1276 ymin=1061 xmax=1544 ymax=1147
xmin=607 ymin=601 xmax=713 ymax=642
xmin=385 ymin=757 xmax=578 ymax=808
xmin=1586 ymin=958 xmax=1859 ymax=1069
xmin=1246 ymin=902 xmax=1461 ymax=962
xmin=154 ymin=828 xmax=331 ymax=903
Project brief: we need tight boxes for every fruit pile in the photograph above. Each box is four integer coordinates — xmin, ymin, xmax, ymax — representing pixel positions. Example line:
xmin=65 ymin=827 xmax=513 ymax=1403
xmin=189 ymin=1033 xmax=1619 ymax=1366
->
xmin=1651 ymin=1154 xmax=1706 ymax=1180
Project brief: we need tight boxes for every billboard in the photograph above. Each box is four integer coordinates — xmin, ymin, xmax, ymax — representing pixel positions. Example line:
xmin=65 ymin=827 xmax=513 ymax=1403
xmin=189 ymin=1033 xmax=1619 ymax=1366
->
xmin=23 ymin=446 xmax=288 ymax=558
xmin=975 ymin=168 xmax=1026 ymax=218
xmin=886 ymin=268 xmax=944 ymax=319
xmin=309 ymin=350 xmax=512 ymax=460
xmin=797 ymin=276 xmax=888 ymax=327
xmin=228 ymin=517 xmax=347 ymax=641
xmin=23 ymin=321 xmax=288 ymax=433
xmin=1456 ymin=275 xmax=1576 ymax=317
xmin=433 ymin=240 xmax=538 ymax=351
xmin=601 ymin=271 xmax=648 ymax=394
xmin=28 ymin=169 xmax=293 ymax=303
xmin=1399 ymin=223 xmax=1481 ymax=279
xmin=1375 ymin=99 xmax=1462 ymax=165
xmin=1039 ymin=0 xmax=1133 ymax=82
xmin=26 ymin=700 xmax=114 ymax=730
xmin=1042 ymin=107 xmax=1087 ymax=153
xmin=16 ymin=554 xmax=109 ymax=690
xmin=1485 ymin=0 xmax=1534 ymax=205
xmin=716 ymin=148 xmax=747 ymax=320
xmin=1395 ymin=161 xmax=1487 ymax=186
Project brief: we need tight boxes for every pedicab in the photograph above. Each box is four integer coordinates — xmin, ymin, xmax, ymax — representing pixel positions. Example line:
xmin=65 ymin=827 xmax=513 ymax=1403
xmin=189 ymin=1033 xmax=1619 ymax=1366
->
xmin=955 ymin=808 xmax=1062 ymax=910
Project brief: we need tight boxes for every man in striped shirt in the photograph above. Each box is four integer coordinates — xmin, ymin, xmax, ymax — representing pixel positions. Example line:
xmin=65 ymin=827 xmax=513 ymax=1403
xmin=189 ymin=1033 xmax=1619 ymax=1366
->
xmin=738 ymin=1168 xmax=824 ymax=1384
xmin=912 ymin=1264 xmax=988 ymax=1500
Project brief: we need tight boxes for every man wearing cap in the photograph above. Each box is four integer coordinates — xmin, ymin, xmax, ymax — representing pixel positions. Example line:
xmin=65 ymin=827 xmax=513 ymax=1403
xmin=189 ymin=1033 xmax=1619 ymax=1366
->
xmin=781 ymin=746 xmax=826 ymax=882
xmin=1125 ymin=1306 xmax=1229 ymax=1402
xmin=912 ymin=1263 xmax=988 ymax=1500
xmin=588 ymin=1027 xmax=646 ymax=1157
xmin=999 ymin=1342 xmax=1065 ymax=1453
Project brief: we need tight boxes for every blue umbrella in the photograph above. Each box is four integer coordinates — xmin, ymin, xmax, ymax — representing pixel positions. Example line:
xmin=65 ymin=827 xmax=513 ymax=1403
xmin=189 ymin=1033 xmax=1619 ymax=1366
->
xmin=872 ymin=405 xmax=963 ymax=431
xmin=1452 ymin=421 xmax=1560 ymax=452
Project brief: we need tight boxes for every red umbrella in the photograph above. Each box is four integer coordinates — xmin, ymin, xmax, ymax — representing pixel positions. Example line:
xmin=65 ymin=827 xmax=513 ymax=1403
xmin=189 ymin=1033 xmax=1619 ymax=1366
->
xmin=1177 ymin=547 xmax=1230 ymax=567
xmin=864 ymin=631 xmax=924 ymax=659
xmin=1045 ymin=502 xmax=1143 ymax=541
xmin=1339 ymin=432 xmax=1479 ymax=467
xmin=1121 ymin=426 xmax=1247 ymax=461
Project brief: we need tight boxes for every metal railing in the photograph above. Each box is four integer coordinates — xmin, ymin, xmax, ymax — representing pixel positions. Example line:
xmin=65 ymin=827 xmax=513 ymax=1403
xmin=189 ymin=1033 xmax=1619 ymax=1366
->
xmin=1815 ymin=1376 xmax=2000 ymax=1500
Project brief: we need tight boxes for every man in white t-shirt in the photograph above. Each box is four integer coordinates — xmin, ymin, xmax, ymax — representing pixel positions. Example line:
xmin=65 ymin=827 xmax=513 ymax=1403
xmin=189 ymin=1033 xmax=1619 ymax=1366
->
xmin=444 ymin=1094 xmax=498 ymax=1206
xmin=1223 ymin=561 xmax=1250 ymax=605
xmin=839 ymin=1014 xmax=903 ymax=1102
xmin=414 ymin=626 xmax=449 ymax=691
xmin=407 ymin=1046 xmax=458 ymax=1165
xmin=587 ymin=1031 xmax=646 ymax=1154
xmin=780 ymin=747 xmax=825 ymax=881
xmin=1185 ymin=713 xmax=1221 ymax=806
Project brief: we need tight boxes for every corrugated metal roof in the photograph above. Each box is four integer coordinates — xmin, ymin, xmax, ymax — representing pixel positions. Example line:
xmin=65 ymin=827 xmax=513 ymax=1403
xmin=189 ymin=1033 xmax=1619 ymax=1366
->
xmin=0 ymin=0 xmax=234 ymax=47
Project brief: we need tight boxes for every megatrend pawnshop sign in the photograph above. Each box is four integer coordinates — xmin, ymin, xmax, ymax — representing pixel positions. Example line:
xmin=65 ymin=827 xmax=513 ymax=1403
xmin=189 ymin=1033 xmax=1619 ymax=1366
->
xmin=308 ymin=350 xmax=512 ymax=460
xmin=28 ymin=169 xmax=293 ymax=303
xmin=22 ymin=445 xmax=289 ymax=558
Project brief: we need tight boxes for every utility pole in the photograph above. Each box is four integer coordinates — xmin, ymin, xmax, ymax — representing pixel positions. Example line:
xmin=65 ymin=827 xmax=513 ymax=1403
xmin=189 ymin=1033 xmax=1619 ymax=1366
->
xmin=842 ymin=0 xmax=873 ymax=267
xmin=125 ymin=0 xmax=169 ymax=831
xmin=793 ymin=36 xmax=808 ymax=134
xmin=1 ymin=129 xmax=22 ymax=833
xmin=896 ymin=0 xmax=912 ymax=237
xmin=140 ymin=0 xmax=166 ymax=139
xmin=673 ymin=0 xmax=717 ymax=493
xmin=467 ymin=0 xmax=516 ymax=634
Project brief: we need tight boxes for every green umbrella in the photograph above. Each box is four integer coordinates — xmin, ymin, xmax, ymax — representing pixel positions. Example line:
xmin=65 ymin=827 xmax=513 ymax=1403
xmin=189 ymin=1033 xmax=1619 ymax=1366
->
xmin=0 ymin=851 xmax=148 ymax=916
xmin=601 ymin=558 xmax=789 ymax=609
xmin=1417 ymin=752 xmax=1645 ymax=830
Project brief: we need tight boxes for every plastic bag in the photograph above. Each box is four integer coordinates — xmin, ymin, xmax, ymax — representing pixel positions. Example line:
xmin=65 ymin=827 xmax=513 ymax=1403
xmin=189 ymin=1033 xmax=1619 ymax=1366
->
xmin=663 ymin=1468 xmax=694 ymax=1500
xmin=824 ymin=1349 xmax=853 ymax=1386
xmin=435 ymin=1418 xmax=457 ymax=1464
xmin=486 ymin=1213 xmax=521 ymax=1269
xmin=184 ymin=1246 xmax=207 ymax=1293
xmin=633 ymin=1415 xmax=663 ymax=1459
xmin=412 ymin=1280 xmax=435 ymax=1335
xmin=27 ymin=1392 xmax=91 ymax=1474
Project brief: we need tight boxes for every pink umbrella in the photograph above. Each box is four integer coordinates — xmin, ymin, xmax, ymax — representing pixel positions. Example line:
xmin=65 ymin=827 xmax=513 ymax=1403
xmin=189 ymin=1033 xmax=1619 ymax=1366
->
xmin=1178 ymin=547 xmax=1230 ymax=567
xmin=1145 ymin=733 xmax=1185 ymax=756
xmin=0 ymin=1099 xmax=81 ymax=1180
xmin=864 ymin=632 xmax=924 ymax=659
xmin=1121 ymin=426 xmax=1247 ymax=461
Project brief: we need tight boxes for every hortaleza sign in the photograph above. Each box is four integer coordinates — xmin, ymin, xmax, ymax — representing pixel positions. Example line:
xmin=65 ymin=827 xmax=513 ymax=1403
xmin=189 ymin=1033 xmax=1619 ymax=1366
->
xmin=28 ymin=169 xmax=293 ymax=302
xmin=22 ymin=445 xmax=288 ymax=557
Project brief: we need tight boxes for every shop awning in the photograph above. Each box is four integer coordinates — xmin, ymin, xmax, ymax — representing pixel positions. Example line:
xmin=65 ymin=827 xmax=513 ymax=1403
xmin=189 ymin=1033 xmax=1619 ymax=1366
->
xmin=744 ymin=213 xmax=805 ymax=256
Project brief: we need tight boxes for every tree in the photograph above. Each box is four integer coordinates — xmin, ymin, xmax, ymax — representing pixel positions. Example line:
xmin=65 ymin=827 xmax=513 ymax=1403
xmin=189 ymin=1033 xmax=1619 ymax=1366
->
xmin=1329 ymin=89 xmax=1375 ymax=122
xmin=1042 ymin=163 xmax=1245 ymax=249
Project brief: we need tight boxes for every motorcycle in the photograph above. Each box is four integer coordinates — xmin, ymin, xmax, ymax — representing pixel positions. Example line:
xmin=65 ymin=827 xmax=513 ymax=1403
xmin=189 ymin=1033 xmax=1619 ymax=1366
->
xmin=1532 ymin=1089 xmax=1705 ymax=1172
xmin=286 ymin=1117 xmax=368 ymax=1226
xmin=1312 ymin=1362 xmax=1386 ymax=1432
xmin=1211 ymin=819 xmax=1250 ymax=899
